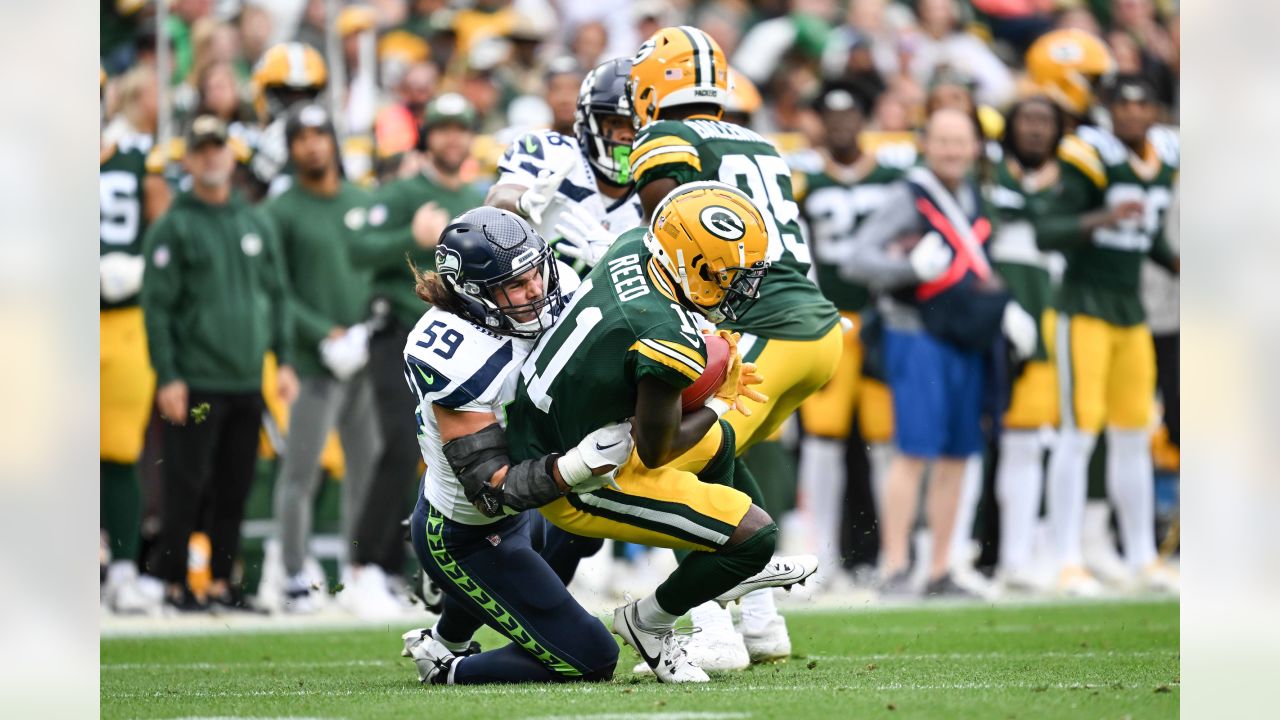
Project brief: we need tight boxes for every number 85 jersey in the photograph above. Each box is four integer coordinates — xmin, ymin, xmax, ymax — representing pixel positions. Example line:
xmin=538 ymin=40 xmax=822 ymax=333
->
xmin=630 ymin=118 xmax=838 ymax=340
xmin=403 ymin=306 xmax=535 ymax=525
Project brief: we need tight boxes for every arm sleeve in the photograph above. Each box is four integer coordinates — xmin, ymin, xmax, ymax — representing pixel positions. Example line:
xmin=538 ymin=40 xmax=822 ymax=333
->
xmin=139 ymin=217 xmax=182 ymax=386
xmin=264 ymin=202 xmax=332 ymax=349
xmin=1147 ymin=224 xmax=1178 ymax=272
xmin=347 ymin=189 xmax=416 ymax=269
xmin=259 ymin=213 xmax=295 ymax=367
xmin=630 ymin=125 xmax=704 ymax=192
xmin=840 ymin=182 xmax=923 ymax=291
xmin=1031 ymin=162 xmax=1102 ymax=251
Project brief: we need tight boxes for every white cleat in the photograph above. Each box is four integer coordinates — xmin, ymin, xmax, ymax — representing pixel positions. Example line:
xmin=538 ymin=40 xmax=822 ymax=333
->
xmin=714 ymin=555 xmax=818 ymax=607
xmin=683 ymin=603 xmax=750 ymax=671
xmin=1139 ymin=561 xmax=1180 ymax=594
xmin=342 ymin=565 xmax=405 ymax=620
xmin=612 ymin=601 xmax=709 ymax=683
xmin=1057 ymin=565 xmax=1105 ymax=598
xmin=741 ymin=615 xmax=791 ymax=663
xmin=401 ymin=627 xmax=429 ymax=658
xmin=409 ymin=636 xmax=456 ymax=684
xmin=995 ymin=567 xmax=1051 ymax=596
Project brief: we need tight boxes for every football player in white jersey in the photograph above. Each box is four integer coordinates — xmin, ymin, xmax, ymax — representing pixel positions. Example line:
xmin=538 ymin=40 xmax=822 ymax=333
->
xmin=486 ymin=57 xmax=642 ymax=271
xmin=401 ymin=207 xmax=634 ymax=685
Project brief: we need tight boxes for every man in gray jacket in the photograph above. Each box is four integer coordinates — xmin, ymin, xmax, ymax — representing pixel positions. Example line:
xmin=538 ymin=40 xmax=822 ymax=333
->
xmin=841 ymin=108 xmax=1036 ymax=597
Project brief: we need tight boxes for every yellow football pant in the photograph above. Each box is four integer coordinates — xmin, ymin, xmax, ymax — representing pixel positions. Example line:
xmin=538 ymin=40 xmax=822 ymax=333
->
xmin=1055 ymin=313 xmax=1155 ymax=433
xmin=100 ymin=307 xmax=155 ymax=463
xmin=798 ymin=313 xmax=895 ymax=442
xmin=539 ymin=449 xmax=753 ymax=552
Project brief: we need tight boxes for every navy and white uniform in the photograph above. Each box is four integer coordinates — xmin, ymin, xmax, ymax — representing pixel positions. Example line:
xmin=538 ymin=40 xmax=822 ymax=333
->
xmin=497 ymin=130 xmax=643 ymax=251
xmin=402 ymin=304 xmax=616 ymax=683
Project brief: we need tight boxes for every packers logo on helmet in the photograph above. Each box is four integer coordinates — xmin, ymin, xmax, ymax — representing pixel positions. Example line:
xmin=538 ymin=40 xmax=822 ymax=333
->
xmin=1025 ymin=29 xmax=1114 ymax=116
xmin=628 ymin=26 xmax=729 ymax=128
xmin=645 ymin=182 xmax=769 ymax=323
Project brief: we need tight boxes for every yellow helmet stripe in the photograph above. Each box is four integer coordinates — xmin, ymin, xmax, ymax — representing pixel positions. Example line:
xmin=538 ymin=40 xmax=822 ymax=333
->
xmin=630 ymin=341 xmax=703 ymax=381
xmin=652 ymin=339 xmax=707 ymax=369
xmin=633 ymin=149 xmax=702 ymax=182
xmin=287 ymin=43 xmax=310 ymax=87
xmin=646 ymin=258 xmax=678 ymax=301
xmin=679 ymin=26 xmax=714 ymax=90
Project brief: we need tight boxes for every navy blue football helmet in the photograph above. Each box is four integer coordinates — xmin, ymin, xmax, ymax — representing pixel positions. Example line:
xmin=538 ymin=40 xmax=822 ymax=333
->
xmin=574 ymin=57 xmax=633 ymax=186
xmin=434 ymin=207 xmax=563 ymax=338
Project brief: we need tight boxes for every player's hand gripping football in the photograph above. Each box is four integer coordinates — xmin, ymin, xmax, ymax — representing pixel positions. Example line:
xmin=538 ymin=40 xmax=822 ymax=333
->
xmin=709 ymin=330 xmax=768 ymax=416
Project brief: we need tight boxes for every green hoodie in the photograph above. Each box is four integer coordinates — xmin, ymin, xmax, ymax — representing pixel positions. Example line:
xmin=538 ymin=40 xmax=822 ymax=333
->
xmin=265 ymin=181 xmax=374 ymax=378
xmin=354 ymin=172 xmax=487 ymax=328
xmin=141 ymin=190 xmax=293 ymax=392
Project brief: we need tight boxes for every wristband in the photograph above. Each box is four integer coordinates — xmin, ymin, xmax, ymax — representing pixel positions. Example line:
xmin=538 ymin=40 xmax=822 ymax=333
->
xmin=555 ymin=448 xmax=593 ymax=487
xmin=705 ymin=398 xmax=732 ymax=418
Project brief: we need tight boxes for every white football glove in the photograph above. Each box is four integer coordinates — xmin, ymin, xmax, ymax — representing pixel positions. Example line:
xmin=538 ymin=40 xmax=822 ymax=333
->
xmin=556 ymin=420 xmax=633 ymax=493
xmin=908 ymin=231 xmax=952 ymax=282
xmin=553 ymin=204 xmax=614 ymax=268
xmin=100 ymin=252 xmax=145 ymax=303
xmin=319 ymin=323 xmax=371 ymax=381
xmin=1002 ymin=301 xmax=1038 ymax=360
xmin=516 ymin=157 xmax=576 ymax=226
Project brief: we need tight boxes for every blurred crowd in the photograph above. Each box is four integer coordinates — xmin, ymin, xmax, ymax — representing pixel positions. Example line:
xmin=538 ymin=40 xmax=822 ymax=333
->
xmin=100 ymin=0 xmax=1179 ymax=619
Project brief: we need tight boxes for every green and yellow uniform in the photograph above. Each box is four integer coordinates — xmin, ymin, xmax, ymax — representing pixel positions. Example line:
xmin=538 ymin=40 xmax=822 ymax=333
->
xmin=630 ymin=117 xmax=843 ymax=452
xmin=795 ymin=148 xmax=914 ymax=443
xmin=358 ymin=173 xmax=487 ymax=328
xmin=507 ymin=229 xmax=752 ymax=551
xmin=100 ymin=133 xmax=156 ymax=462
xmin=987 ymin=155 xmax=1064 ymax=430
xmin=1046 ymin=126 xmax=1179 ymax=432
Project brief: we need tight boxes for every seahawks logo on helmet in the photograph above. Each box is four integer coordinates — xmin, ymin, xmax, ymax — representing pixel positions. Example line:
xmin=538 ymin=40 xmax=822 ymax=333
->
xmin=435 ymin=246 xmax=463 ymax=280
xmin=699 ymin=205 xmax=746 ymax=241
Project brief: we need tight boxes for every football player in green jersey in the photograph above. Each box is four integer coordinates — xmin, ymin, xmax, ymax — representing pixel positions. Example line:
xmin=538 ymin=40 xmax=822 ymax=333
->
xmin=1041 ymin=75 xmax=1180 ymax=594
xmin=506 ymin=183 xmax=816 ymax=683
xmin=627 ymin=25 xmax=842 ymax=665
xmin=99 ymin=64 xmax=170 ymax=614
xmin=794 ymin=81 xmax=915 ymax=590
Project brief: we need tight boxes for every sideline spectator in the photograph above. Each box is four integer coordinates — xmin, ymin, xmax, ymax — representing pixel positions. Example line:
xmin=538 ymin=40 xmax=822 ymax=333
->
xmin=141 ymin=116 xmax=298 ymax=611
xmin=265 ymin=104 xmax=385 ymax=616
xmin=842 ymin=108 xmax=1036 ymax=597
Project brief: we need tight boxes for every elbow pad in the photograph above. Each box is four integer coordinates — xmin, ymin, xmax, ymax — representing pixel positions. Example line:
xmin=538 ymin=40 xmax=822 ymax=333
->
xmin=441 ymin=423 xmax=511 ymax=517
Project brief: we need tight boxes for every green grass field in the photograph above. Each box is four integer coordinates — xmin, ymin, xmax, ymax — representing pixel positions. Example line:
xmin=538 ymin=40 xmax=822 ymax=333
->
xmin=101 ymin=599 xmax=1178 ymax=720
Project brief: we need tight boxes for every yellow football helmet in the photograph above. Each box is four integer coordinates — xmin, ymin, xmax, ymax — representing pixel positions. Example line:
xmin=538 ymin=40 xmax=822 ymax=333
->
xmin=629 ymin=26 xmax=729 ymax=128
xmin=723 ymin=68 xmax=761 ymax=121
xmin=645 ymin=182 xmax=770 ymax=323
xmin=252 ymin=42 xmax=328 ymax=120
xmin=1025 ymin=29 xmax=1115 ymax=116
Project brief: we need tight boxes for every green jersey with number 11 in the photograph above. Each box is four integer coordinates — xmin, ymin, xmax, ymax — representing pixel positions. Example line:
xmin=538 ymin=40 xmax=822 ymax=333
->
xmin=505 ymin=228 xmax=709 ymax=462
xmin=630 ymin=117 xmax=839 ymax=340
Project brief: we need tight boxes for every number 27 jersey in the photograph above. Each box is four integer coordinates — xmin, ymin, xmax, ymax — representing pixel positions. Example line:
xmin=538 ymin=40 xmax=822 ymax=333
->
xmin=630 ymin=118 xmax=838 ymax=341
xmin=505 ymin=228 xmax=709 ymax=462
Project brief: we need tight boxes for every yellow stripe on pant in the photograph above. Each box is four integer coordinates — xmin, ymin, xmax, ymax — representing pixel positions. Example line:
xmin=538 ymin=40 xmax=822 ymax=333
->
xmin=539 ymin=449 xmax=752 ymax=552
xmin=670 ymin=323 xmax=845 ymax=472
xmin=100 ymin=307 xmax=155 ymax=463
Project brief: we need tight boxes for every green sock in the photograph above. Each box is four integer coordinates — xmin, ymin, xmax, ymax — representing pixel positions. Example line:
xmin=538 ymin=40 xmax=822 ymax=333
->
xmin=740 ymin=441 xmax=797 ymax=518
xmin=656 ymin=523 xmax=778 ymax=616
xmin=101 ymin=461 xmax=142 ymax=564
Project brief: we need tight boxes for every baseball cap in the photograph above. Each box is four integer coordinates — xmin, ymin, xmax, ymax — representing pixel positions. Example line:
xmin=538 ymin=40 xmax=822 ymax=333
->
xmin=186 ymin=114 xmax=228 ymax=148
xmin=285 ymin=102 xmax=336 ymax=144
xmin=422 ymin=93 xmax=477 ymax=129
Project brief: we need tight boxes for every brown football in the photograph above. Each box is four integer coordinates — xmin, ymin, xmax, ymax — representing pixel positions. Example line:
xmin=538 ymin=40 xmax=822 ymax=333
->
xmin=681 ymin=333 xmax=732 ymax=413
